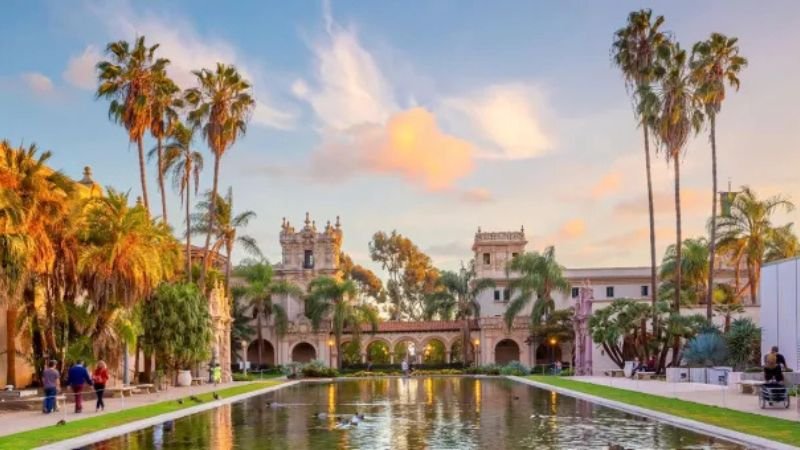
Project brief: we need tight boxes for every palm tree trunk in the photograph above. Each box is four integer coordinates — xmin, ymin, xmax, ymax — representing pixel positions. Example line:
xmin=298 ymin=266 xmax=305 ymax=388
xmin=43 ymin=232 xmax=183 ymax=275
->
xmin=186 ymin=187 xmax=192 ymax=282
xmin=750 ymin=260 xmax=759 ymax=305
xmin=136 ymin=137 xmax=150 ymax=214
xmin=706 ymin=116 xmax=718 ymax=320
xmin=672 ymin=155 xmax=682 ymax=365
xmin=257 ymin=314 xmax=263 ymax=367
xmin=200 ymin=153 xmax=221 ymax=290
xmin=225 ymin=246 xmax=233 ymax=303
xmin=462 ymin=319 xmax=470 ymax=365
xmin=335 ymin=333 xmax=342 ymax=369
xmin=134 ymin=336 xmax=141 ymax=383
xmin=157 ymin=136 xmax=168 ymax=223
xmin=5 ymin=307 xmax=17 ymax=387
xmin=643 ymin=126 xmax=658 ymax=334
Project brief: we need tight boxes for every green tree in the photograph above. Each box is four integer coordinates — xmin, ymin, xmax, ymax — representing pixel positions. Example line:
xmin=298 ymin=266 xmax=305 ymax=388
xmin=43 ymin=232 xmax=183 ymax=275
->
xmin=141 ymin=282 xmax=212 ymax=382
xmin=725 ymin=318 xmax=760 ymax=371
xmin=185 ymin=64 xmax=255 ymax=287
xmin=425 ymin=261 xmax=494 ymax=364
xmin=589 ymin=299 xmax=650 ymax=368
xmin=148 ymin=70 xmax=182 ymax=223
xmin=715 ymin=186 xmax=795 ymax=304
xmin=765 ymin=223 xmax=800 ymax=262
xmin=504 ymin=247 xmax=570 ymax=330
xmin=157 ymin=123 xmax=204 ymax=281
xmin=234 ymin=261 xmax=301 ymax=366
xmin=713 ymin=283 xmax=744 ymax=333
xmin=659 ymin=237 xmax=709 ymax=304
xmin=690 ymin=33 xmax=747 ymax=317
xmin=305 ymin=277 xmax=380 ymax=368
xmin=96 ymin=37 xmax=170 ymax=214
xmin=529 ymin=308 xmax=575 ymax=354
xmin=611 ymin=8 xmax=671 ymax=332
xmin=340 ymin=252 xmax=385 ymax=303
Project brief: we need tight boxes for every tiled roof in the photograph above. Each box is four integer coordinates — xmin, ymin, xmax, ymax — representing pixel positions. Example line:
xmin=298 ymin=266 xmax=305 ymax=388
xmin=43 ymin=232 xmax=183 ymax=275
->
xmin=351 ymin=320 xmax=479 ymax=333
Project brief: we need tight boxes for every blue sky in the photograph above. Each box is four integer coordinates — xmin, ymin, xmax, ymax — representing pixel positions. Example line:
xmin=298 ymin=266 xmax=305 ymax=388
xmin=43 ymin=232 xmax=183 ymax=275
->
xmin=2 ymin=1 xmax=799 ymax=273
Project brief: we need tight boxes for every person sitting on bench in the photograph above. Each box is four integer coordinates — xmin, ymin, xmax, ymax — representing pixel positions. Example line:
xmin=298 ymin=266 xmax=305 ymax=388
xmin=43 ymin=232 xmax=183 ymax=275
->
xmin=630 ymin=357 xmax=646 ymax=378
xmin=764 ymin=346 xmax=787 ymax=384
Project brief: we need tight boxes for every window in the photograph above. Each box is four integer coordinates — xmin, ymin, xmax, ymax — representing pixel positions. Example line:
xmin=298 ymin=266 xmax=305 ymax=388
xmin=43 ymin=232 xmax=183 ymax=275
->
xmin=493 ymin=289 xmax=501 ymax=301
xmin=571 ymin=287 xmax=580 ymax=298
xmin=303 ymin=250 xmax=314 ymax=269
xmin=483 ymin=253 xmax=491 ymax=265
xmin=503 ymin=289 xmax=510 ymax=301
xmin=606 ymin=286 xmax=615 ymax=298
xmin=641 ymin=285 xmax=649 ymax=297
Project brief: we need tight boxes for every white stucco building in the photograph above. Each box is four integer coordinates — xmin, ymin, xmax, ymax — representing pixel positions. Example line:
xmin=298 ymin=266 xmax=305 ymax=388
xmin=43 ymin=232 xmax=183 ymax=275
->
xmin=760 ymin=256 xmax=800 ymax=370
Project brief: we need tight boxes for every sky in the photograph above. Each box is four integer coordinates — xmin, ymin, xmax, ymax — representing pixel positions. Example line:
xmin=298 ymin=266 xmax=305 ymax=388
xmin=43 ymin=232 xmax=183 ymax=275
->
xmin=2 ymin=1 xmax=799 ymax=274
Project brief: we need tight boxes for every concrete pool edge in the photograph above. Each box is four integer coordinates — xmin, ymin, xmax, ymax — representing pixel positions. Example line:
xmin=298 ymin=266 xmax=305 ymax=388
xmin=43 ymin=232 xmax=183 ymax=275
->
xmin=508 ymin=376 xmax=798 ymax=450
xmin=35 ymin=380 xmax=300 ymax=450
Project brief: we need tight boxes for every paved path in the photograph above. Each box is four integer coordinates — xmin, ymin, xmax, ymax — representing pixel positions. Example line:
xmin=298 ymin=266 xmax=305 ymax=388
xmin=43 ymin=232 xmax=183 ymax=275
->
xmin=572 ymin=376 xmax=800 ymax=422
xmin=0 ymin=381 xmax=277 ymax=438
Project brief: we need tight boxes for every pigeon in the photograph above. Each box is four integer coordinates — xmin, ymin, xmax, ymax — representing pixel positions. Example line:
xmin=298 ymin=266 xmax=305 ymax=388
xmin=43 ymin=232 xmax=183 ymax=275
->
xmin=357 ymin=413 xmax=365 ymax=420
xmin=189 ymin=395 xmax=202 ymax=403
xmin=177 ymin=399 xmax=184 ymax=405
xmin=212 ymin=392 xmax=220 ymax=400
xmin=56 ymin=419 xmax=66 ymax=426
xmin=350 ymin=415 xmax=360 ymax=425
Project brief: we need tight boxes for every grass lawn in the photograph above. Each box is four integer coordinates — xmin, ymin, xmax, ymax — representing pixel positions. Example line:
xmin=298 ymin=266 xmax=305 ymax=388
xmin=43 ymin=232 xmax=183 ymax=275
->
xmin=0 ymin=380 xmax=284 ymax=450
xmin=526 ymin=376 xmax=800 ymax=446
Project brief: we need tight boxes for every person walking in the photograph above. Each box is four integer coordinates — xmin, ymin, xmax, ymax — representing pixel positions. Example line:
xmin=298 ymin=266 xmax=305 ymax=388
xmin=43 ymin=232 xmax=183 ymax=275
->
xmin=67 ymin=360 xmax=93 ymax=413
xmin=92 ymin=360 xmax=109 ymax=412
xmin=42 ymin=360 xmax=60 ymax=414
xmin=401 ymin=359 xmax=409 ymax=377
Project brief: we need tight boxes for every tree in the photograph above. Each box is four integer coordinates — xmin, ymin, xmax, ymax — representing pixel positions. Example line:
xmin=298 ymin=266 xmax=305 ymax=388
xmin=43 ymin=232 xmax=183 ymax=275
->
xmin=504 ymin=247 xmax=570 ymax=330
xmin=141 ymin=282 xmax=212 ymax=383
xmin=528 ymin=308 xmax=575 ymax=357
xmin=643 ymin=43 xmax=704 ymax=315
xmin=191 ymin=188 xmax=262 ymax=300
xmin=690 ymin=33 xmax=747 ymax=318
xmin=148 ymin=70 xmax=182 ymax=223
xmin=340 ymin=252 xmax=385 ymax=303
xmin=304 ymin=277 xmax=379 ymax=368
xmin=369 ymin=230 xmax=439 ymax=320
xmin=713 ymin=283 xmax=744 ymax=333
xmin=765 ymin=223 xmax=800 ymax=262
xmin=230 ymin=286 xmax=254 ymax=365
xmin=234 ymin=261 xmax=301 ymax=367
xmin=725 ymin=318 xmax=760 ymax=371
xmin=157 ymin=123 xmax=204 ymax=281
xmin=185 ymin=64 xmax=255 ymax=288
xmin=715 ymin=186 xmax=795 ymax=304
xmin=659 ymin=237 xmax=709 ymax=304
xmin=611 ymin=8 xmax=671 ymax=333
xmin=425 ymin=261 xmax=495 ymax=364
xmin=96 ymin=37 xmax=170 ymax=214
xmin=589 ymin=300 xmax=650 ymax=368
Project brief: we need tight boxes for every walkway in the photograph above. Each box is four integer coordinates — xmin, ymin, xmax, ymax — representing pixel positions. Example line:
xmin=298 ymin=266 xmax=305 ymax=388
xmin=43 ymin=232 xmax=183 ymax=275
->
xmin=0 ymin=381 xmax=257 ymax=438
xmin=573 ymin=376 xmax=800 ymax=422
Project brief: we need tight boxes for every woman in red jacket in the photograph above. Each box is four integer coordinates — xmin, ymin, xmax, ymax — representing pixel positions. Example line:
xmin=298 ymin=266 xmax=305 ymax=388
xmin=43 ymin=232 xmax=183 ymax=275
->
xmin=92 ymin=360 xmax=109 ymax=412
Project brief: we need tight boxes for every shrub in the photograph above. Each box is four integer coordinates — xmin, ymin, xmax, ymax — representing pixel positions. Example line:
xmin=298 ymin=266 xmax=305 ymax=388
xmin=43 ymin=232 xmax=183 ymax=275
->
xmin=232 ymin=373 xmax=254 ymax=382
xmin=725 ymin=318 xmax=761 ymax=371
xmin=464 ymin=364 xmax=501 ymax=375
xmin=558 ymin=368 xmax=575 ymax=377
xmin=683 ymin=333 xmax=729 ymax=367
xmin=300 ymin=360 xmax=339 ymax=378
xmin=499 ymin=361 xmax=530 ymax=376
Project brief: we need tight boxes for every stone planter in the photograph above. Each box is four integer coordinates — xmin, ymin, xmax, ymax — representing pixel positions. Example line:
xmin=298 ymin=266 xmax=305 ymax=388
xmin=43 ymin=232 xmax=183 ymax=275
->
xmin=741 ymin=371 xmax=764 ymax=382
xmin=689 ymin=368 xmax=707 ymax=383
xmin=177 ymin=370 xmax=192 ymax=387
xmin=707 ymin=367 xmax=732 ymax=386
xmin=727 ymin=371 xmax=743 ymax=388
xmin=666 ymin=367 xmax=690 ymax=383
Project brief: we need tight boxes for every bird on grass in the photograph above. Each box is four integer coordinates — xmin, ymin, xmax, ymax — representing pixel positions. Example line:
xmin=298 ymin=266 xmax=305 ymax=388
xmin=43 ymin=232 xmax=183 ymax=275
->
xmin=212 ymin=392 xmax=220 ymax=400
xmin=177 ymin=399 xmax=184 ymax=405
xmin=189 ymin=395 xmax=203 ymax=403
xmin=56 ymin=419 xmax=66 ymax=426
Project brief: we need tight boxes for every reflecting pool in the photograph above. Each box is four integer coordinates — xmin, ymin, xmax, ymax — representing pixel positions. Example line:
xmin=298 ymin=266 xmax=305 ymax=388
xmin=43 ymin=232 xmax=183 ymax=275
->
xmin=91 ymin=377 xmax=743 ymax=449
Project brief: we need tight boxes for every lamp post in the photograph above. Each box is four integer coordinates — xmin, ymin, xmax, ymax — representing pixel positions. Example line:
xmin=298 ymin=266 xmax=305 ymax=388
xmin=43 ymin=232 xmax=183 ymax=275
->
xmin=473 ymin=338 xmax=480 ymax=367
xmin=549 ymin=337 xmax=557 ymax=373
xmin=240 ymin=340 xmax=248 ymax=374
xmin=328 ymin=339 xmax=335 ymax=369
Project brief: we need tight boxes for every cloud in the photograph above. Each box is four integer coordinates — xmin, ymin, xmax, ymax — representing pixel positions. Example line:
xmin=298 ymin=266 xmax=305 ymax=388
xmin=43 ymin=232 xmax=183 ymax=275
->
xmin=442 ymin=83 xmax=555 ymax=160
xmin=426 ymin=241 xmax=470 ymax=258
xmin=614 ymin=188 xmax=707 ymax=216
xmin=311 ymin=107 xmax=475 ymax=190
xmin=459 ymin=188 xmax=494 ymax=203
xmin=558 ymin=219 xmax=586 ymax=240
xmin=591 ymin=171 xmax=623 ymax=199
xmin=21 ymin=72 xmax=54 ymax=95
xmin=63 ymin=45 xmax=101 ymax=90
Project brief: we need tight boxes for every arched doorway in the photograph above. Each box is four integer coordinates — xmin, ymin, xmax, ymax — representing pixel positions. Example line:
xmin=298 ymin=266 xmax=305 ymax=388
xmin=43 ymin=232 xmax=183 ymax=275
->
xmin=366 ymin=341 xmax=391 ymax=364
xmin=340 ymin=340 xmax=361 ymax=367
xmin=393 ymin=339 xmax=418 ymax=364
xmin=422 ymin=339 xmax=446 ymax=364
xmin=247 ymin=339 xmax=275 ymax=367
xmin=495 ymin=339 xmax=520 ymax=365
xmin=535 ymin=343 xmax=562 ymax=365
xmin=291 ymin=342 xmax=317 ymax=363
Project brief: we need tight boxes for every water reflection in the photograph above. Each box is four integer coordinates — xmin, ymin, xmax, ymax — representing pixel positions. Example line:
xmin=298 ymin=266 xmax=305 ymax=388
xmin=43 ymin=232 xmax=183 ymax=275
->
xmin=92 ymin=377 xmax=743 ymax=449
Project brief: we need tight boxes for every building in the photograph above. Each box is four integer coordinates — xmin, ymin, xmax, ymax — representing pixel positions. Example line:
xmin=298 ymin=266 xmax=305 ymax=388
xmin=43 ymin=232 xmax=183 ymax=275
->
xmin=760 ymin=256 xmax=800 ymax=370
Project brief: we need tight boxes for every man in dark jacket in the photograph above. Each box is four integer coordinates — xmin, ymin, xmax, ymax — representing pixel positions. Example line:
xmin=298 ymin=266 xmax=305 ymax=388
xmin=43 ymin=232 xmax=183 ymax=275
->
xmin=66 ymin=361 xmax=93 ymax=413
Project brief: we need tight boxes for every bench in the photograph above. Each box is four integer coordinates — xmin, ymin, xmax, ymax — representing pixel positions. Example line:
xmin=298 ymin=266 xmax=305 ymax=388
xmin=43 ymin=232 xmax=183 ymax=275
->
xmin=634 ymin=371 xmax=656 ymax=380
xmin=133 ymin=383 xmax=156 ymax=394
xmin=605 ymin=370 xmax=625 ymax=378
xmin=736 ymin=380 xmax=764 ymax=395
xmin=104 ymin=386 xmax=135 ymax=398
xmin=0 ymin=394 xmax=66 ymax=411
xmin=191 ymin=377 xmax=205 ymax=386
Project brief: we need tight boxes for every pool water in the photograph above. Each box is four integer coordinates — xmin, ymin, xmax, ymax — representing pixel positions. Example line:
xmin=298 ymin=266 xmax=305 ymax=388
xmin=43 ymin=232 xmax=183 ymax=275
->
xmin=91 ymin=377 xmax=743 ymax=449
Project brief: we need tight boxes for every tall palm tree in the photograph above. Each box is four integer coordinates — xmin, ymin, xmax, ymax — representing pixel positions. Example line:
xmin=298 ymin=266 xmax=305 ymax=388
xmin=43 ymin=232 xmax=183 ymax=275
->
xmin=504 ymin=247 xmax=570 ymax=331
xmin=157 ymin=123 xmax=204 ymax=281
xmin=690 ymin=33 xmax=747 ymax=319
xmin=234 ymin=261 xmax=301 ymax=366
xmin=425 ymin=261 xmax=495 ymax=364
xmin=716 ymin=186 xmax=794 ymax=304
xmin=149 ymin=71 xmax=182 ymax=223
xmin=185 ymin=64 xmax=255 ymax=288
xmin=659 ymin=237 xmax=709 ymax=304
xmin=190 ymin=188 xmax=261 ymax=298
xmin=305 ymin=276 xmax=380 ymax=369
xmin=96 ymin=37 xmax=169 ymax=214
xmin=611 ymin=9 xmax=671 ymax=331
xmin=643 ymin=43 xmax=704 ymax=314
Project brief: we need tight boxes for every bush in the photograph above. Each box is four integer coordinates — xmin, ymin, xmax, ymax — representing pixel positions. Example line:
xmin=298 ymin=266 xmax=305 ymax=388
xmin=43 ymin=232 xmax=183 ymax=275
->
xmin=558 ymin=368 xmax=575 ymax=377
xmin=464 ymin=364 xmax=501 ymax=375
xmin=232 ymin=373 xmax=254 ymax=382
xmin=300 ymin=360 xmax=339 ymax=378
xmin=683 ymin=333 xmax=729 ymax=366
xmin=725 ymin=318 xmax=761 ymax=371
xmin=499 ymin=361 xmax=530 ymax=376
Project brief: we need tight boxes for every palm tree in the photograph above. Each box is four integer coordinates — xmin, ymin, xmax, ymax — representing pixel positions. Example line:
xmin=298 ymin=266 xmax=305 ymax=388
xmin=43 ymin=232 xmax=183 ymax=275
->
xmin=611 ymin=9 xmax=671 ymax=331
xmin=156 ymin=123 xmax=204 ymax=281
xmin=185 ymin=64 xmax=255 ymax=288
xmin=765 ymin=223 xmax=799 ymax=262
xmin=690 ymin=33 xmax=747 ymax=318
xmin=190 ymin=188 xmax=261 ymax=298
xmin=713 ymin=283 xmax=744 ymax=333
xmin=235 ymin=261 xmax=301 ymax=367
xmin=96 ymin=37 xmax=170 ymax=214
xmin=149 ymin=70 xmax=182 ymax=223
xmin=425 ymin=261 xmax=495 ymax=364
xmin=659 ymin=237 xmax=709 ymax=304
xmin=643 ymin=43 xmax=704 ymax=314
xmin=715 ymin=186 xmax=794 ymax=304
xmin=504 ymin=247 xmax=570 ymax=331
xmin=305 ymin=277 xmax=380 ymax=369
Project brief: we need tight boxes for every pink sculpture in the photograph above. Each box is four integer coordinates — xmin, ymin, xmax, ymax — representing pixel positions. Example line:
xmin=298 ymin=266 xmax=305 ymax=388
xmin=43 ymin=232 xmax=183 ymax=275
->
xmin=573 ymin=280 xmax=594 ymax=376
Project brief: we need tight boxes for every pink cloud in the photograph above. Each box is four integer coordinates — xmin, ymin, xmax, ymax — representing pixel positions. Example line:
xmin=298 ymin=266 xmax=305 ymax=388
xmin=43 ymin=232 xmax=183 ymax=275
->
xmin=614 ymin=188 xmax=708 ymax=216
xmin=590 ymin=171 xmax=623 ymax=199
